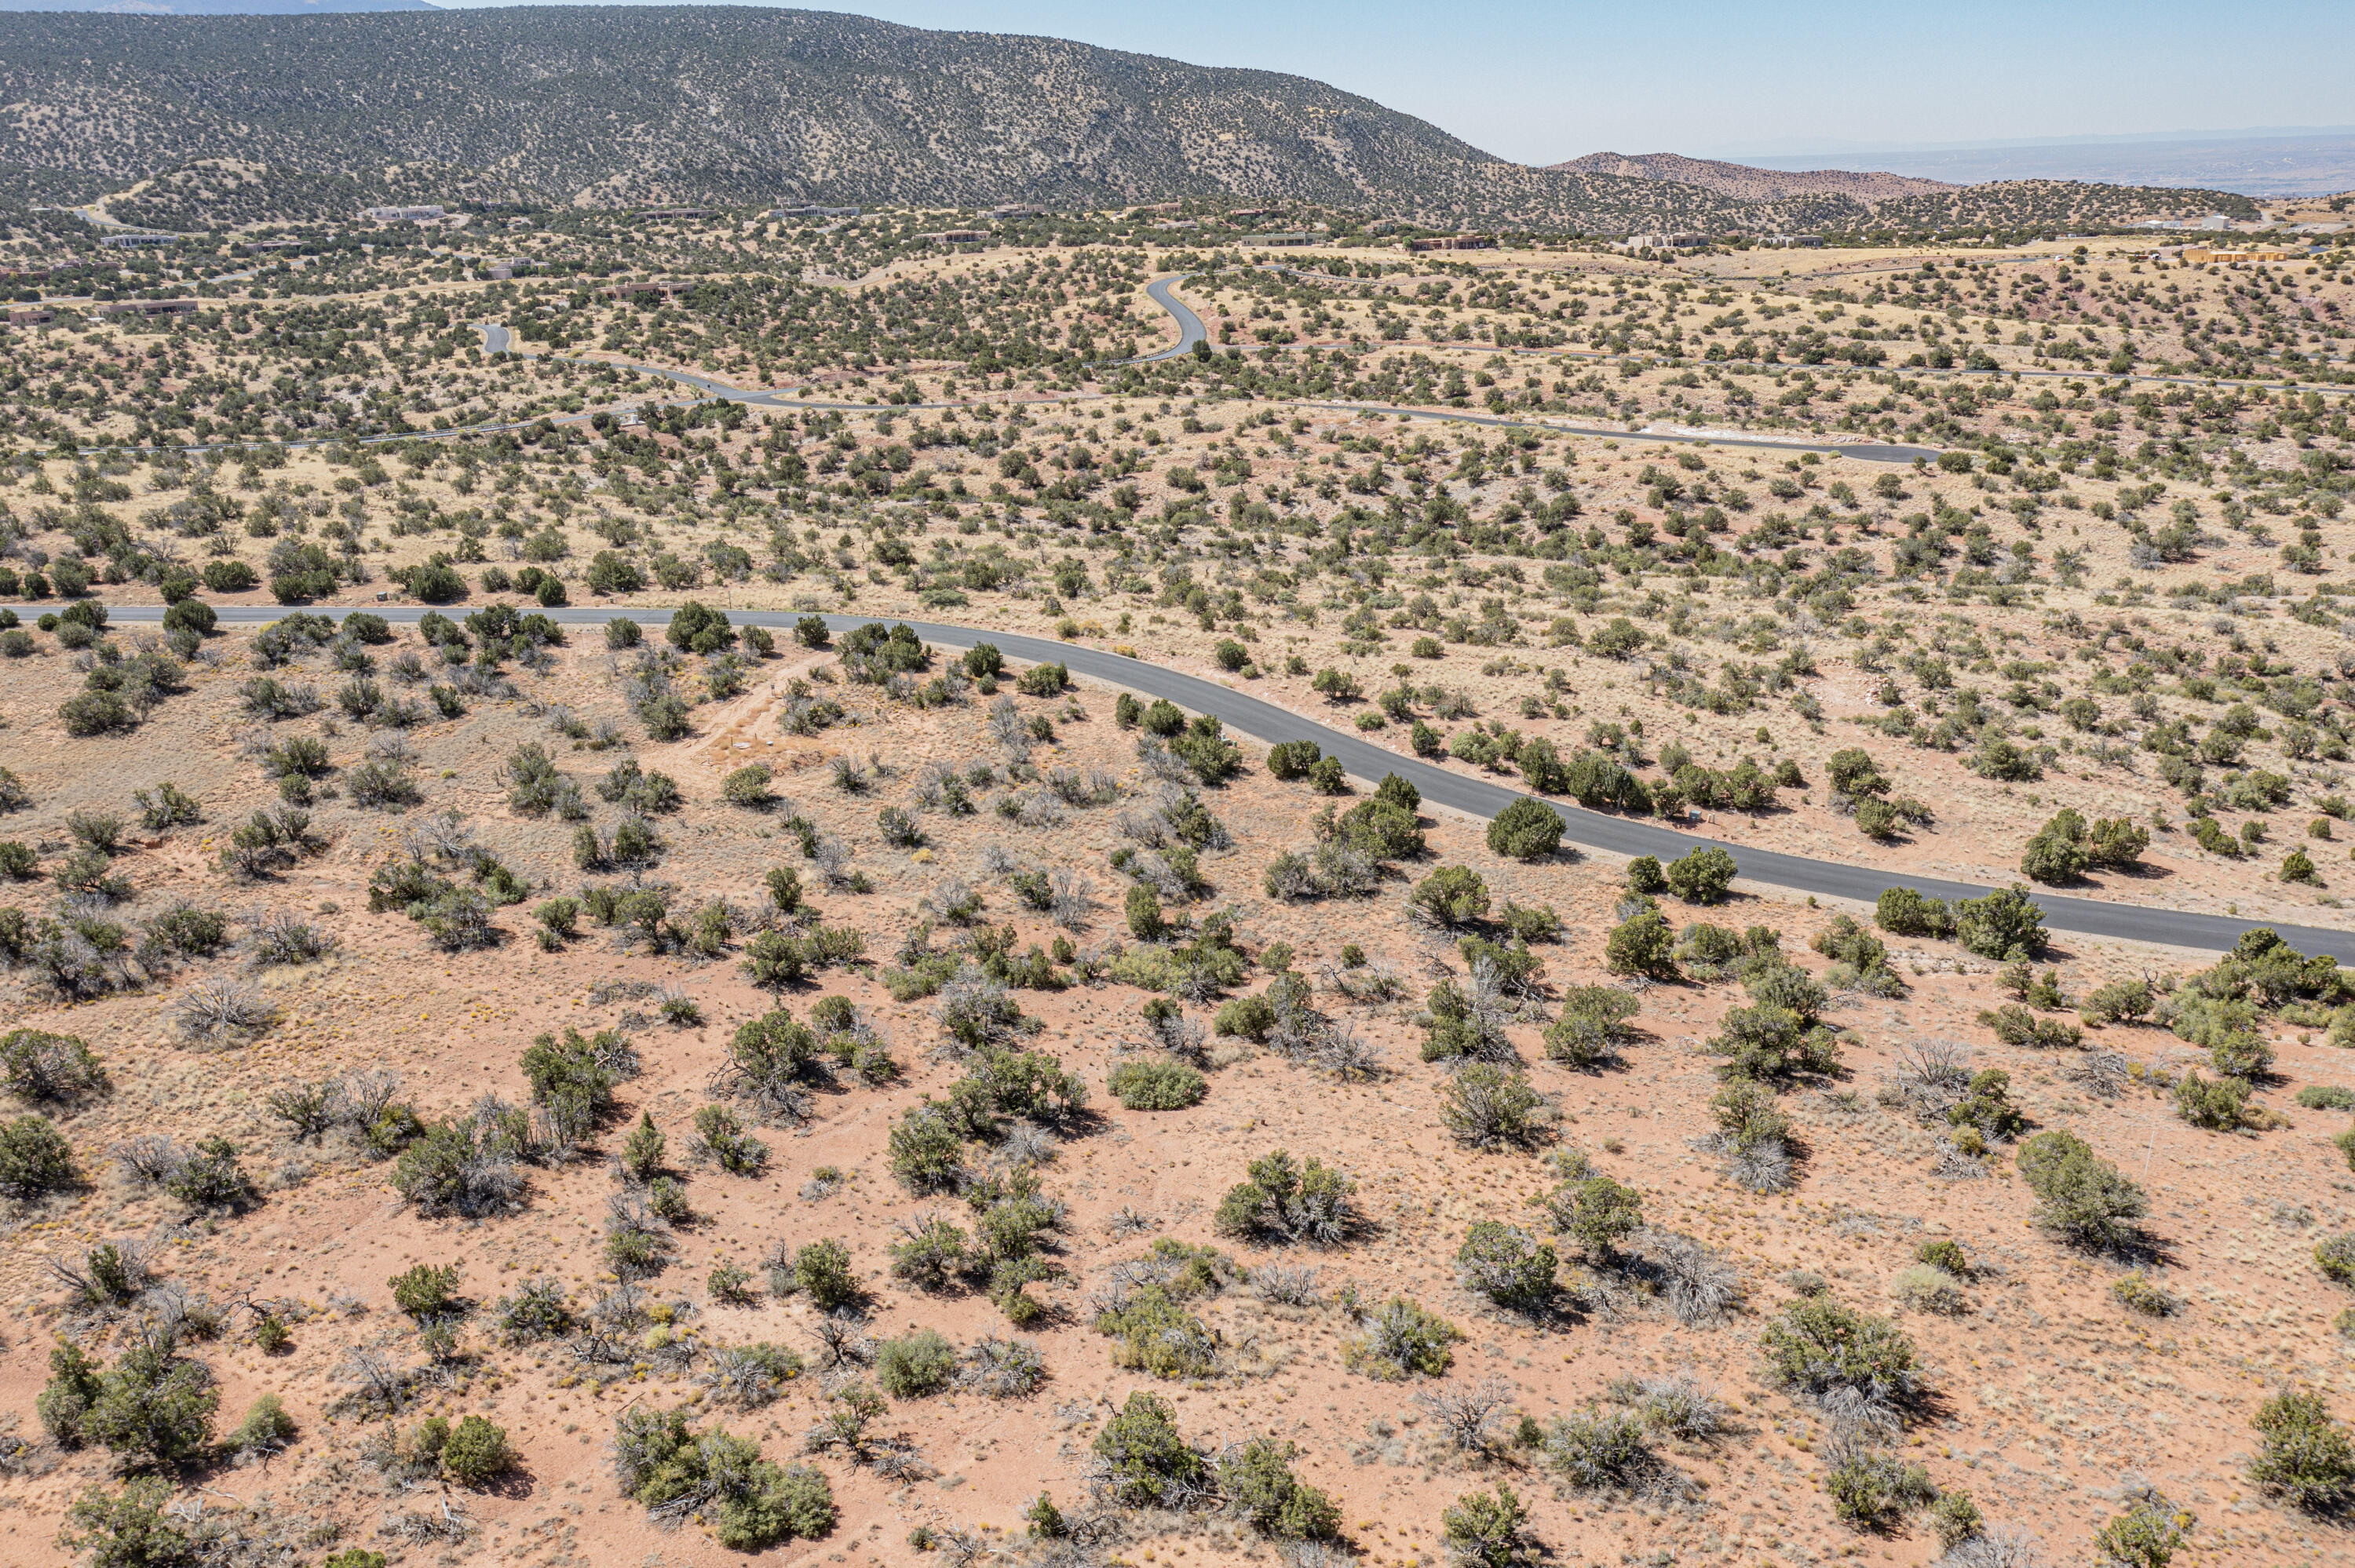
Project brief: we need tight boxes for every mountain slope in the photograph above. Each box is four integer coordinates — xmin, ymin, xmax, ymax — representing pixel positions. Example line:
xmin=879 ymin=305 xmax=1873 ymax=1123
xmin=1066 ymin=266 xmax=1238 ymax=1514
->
xmin=0 ymin=0 xmax=434 ymax=14
xmin=1549 ymin=151 xmax=1953 ymax=203
xmin=0 ymin=5 xmax=1755 ymax=228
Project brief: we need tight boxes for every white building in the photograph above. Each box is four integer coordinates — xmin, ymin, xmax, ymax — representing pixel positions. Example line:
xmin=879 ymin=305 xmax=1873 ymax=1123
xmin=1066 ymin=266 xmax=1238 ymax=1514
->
xmin=362 ymin=205 xmax=445 ymax=222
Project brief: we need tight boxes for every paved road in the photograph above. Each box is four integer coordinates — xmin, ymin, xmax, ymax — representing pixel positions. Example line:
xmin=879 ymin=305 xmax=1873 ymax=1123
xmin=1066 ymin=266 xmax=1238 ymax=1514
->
xmin=477 ymin=280 xmax=1934 ymax=462
xmin=84 ymin=601 xmax=2355 ymax=961
xmin=1133 ymin=275 xmax=1208 ymax=362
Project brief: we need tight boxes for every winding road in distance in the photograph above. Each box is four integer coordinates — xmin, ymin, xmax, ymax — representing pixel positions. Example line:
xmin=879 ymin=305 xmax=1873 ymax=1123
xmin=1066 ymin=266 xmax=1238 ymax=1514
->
xmin=86 ymin=602 xmax=2355 ymax=962
xmin=477 ymin=276 xmax=1938 ymax=463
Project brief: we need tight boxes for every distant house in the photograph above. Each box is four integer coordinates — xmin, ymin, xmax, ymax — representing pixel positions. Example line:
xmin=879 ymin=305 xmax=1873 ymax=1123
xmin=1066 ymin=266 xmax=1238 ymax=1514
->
xmin=987 ymin=205 xmax=1041 ymax=221
xmin=5 ymin=306 xmax=57 ymax=326
xmin=485 ymin=257 xmax=540 ymax=279
xmin=97 ymin=299 xmax=199 ymax=317
xmin=1130 ymin=202 xmax=1182 ymax=217
xmin=772 ymin=205 xmax=859 ymax=219
xmin=2198 ymin=213 xmax=2233 ymax=231
xmin=244 ymin=239 xmax=305 ymax=253
xmin=638 ymin=207 xmax=714 ymax=221
xmin=361 ymin=205 xmax=444 ymax=222
xmin=2182 ymin=246 xmax=2298 ymax=264
xmin=1758 ymin=234 xmax=1822 ymax=248
xmin=1250 ymin=232 xmax=1319 ymax=246
xmin=919 ymin=229 xmax=990 ymax=245
xmin=99 ymin=232 xmax=175 ymax=248
xmin=1407 ymin=235 xmax=1495 ymax=252
xmin=605 ymin=280 xmax=692 ymax=301
xmin=0 ymin=265 xmax=51 ymax=282
xmin=1228 ymin=208 xmax=1276 ymax=221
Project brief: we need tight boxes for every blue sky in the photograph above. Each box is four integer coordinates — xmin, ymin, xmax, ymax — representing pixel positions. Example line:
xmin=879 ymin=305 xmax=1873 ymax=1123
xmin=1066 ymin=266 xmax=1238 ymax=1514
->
xmin=428 ymin=0 xmax=2355 ymax=165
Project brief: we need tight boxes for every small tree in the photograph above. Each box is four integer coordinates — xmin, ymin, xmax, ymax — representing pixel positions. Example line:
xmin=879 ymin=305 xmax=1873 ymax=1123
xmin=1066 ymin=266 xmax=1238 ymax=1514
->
xmin=1604 ymin=904 xmax=1676 ymax=978
xmin=1955 ymin=884 xmax=2047 ymax=961
xmin=2016 ymin=1130 xmax=2145 ymax=1249
xmin=1663 ymin=846 xmax=1737 ymax=903
xmin=2250 ymin=1388 xmax=2355 ymax=1512
xmin=440 ymin=1415 xmax=515 ymax=1484
xmin=1545 ymin=1174 xmax=1642 ymax=1260
xmin=1485 ymin=799 xmax=1563 ymax=861
xmin=1441 ymin=1483 xmax=1532 ymax=1568
xmin=1410 ymin=866 xmax=1491 ymax=927
xmin=1090 ymin=1391 xmax=1206 ymax=1507
xmin=1455 ymin=1221 xmax=1557 ymax=1309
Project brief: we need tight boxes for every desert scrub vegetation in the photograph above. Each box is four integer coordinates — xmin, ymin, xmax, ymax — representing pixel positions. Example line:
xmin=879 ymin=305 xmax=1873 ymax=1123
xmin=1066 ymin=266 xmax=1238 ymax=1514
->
xmin=1345 ymin=1296 xmax=1459 ymax=1380
xmin=2016 ymin=1130 xmax=2147 ymax=1251
xmin=1214 ymin=1150 xmax=1356 ymax=1245
xmin=612 ymin=1405 xmax=837 ymax=1548
xmin=1107 ymin=1056 xmax=1207 ymax=1110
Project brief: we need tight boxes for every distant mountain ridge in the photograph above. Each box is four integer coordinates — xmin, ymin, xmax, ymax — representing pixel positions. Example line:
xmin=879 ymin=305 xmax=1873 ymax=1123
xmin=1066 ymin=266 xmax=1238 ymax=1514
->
xmin=0 ymin=6 xmax=2264 ymax=229
xmin=1548 ymin=151 xmax=1954 ymax=205
xmin=0 ymin=0 xmax=432 ymax=13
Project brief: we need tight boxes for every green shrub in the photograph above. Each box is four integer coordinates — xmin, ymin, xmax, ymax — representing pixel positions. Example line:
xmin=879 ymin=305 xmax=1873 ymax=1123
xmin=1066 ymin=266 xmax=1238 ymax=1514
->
xmin=1543 ymin=987 xmax=1641 ymax=1068
xmin=1664 ymin=846 xmax=1737 ymax=903
xmin=1822 ymin=1448 xmax=1936 ymax=1530
xmin=1090 ymin=1391 xmax=1207 ymax=1506
xmin=61 ymin=1479 xmax=192 ymax=1568
xmin=1759 ymin=1297 xmax=1918 ymax=1402
xmin=1485 ymin=798 xmax=1563 ymax=860
xmin=889 ymin=1217 xmax=969 ymax=1289
xmin=2302 ymin=1085 xmax=2355 ymax=1110
xmin=1409 ymin=865 xmax=1490 ymax=927
xmin=1955 ymin=884 xmax=2047 ymax=961
xmin=721 ymin=764 xmax=774 ymax=807
xmin=1541 ymin=1175 xmax=1643 ymax=1260
xmin=887 ymin=1103 xmax=966 ymax=1191
xmin=2317 ymin=1233 xmax=2355 ymax=1285
xmin=1218 ymin=1435 xmax=1340 ymax=1539
xmin=1108 ymin=1059 xmax=1207 ymax=1110
xmin=1605 ymin=904 xmax=1677 ymax=978
xmin=1096 ymin=1285 xmax=1220 ymax=1378
xmin=1345 ymin=1296 xmax=1459 ymax=1380
xmin=0 ymin=1113 xmax=78 ymax=1198
xmin=79 ymin=1340 xmax=220 ymax=1466
xmin=791 ymin=1239 xmax=860 ymax=1310
xmin=1978 ymin=1002 xmax=2083 ymax=1050
xmin=0 ymin=1028 xmax=107 ymax=1103
xmin=1212 ymin=993 xmax=1276 ymax=1040
xmin=2017 ymin=1130 xmax=2146 ymax=1249
xmin=1266 ymin=740 xmax=1321 ymax=781
xmin=1874 ymin=885 xmax=1955 ymax=939
xmin=1625 ymin=855 xmax=1666 ymax=895
xmin=2079 ymin=977 xmax=2156 ymax=1026
xmin=440 ymin=1415 xmax=515 ymax=1484
xmin=1438 ymin=1063 xmax=1544 ymax=1148
xmin=2250 ymin=1388 xmax=2355 ymax=1512
xmin=1214 ymin=1150 xmax=1355 ymax=1245
xmin=873 ymin=1329 xmax=957 ymax=1397
xmin=2174 ymin=1070 xmax=2250 ymax=1130
xmin=2019 ymin=808 xmax=2091 ymax=884
xmin=1455 ymin=1220 xmax=1557 ymax=1308
xmin=2112 ymin=1271 xmax=2174 ymax=1317
xmin=2092 ymin=1487 xmax=2193 ymax=1568
xmin=1440 ymin=1484 xmax=1532 ymax=1568
xmin=612 ymin=1406 xmax=836 ymax=1549
xmin=391 ymin=1262 xmax=461 ymax=1318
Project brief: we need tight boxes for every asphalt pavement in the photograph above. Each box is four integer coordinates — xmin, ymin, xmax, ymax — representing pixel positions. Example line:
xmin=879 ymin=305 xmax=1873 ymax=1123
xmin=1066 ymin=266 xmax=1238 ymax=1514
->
xmin=79 ymin=601 xmax=2355 ymax=961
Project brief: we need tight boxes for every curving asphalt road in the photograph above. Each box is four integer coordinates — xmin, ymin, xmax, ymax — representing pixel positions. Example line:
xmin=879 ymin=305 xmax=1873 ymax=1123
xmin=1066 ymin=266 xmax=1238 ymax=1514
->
xmin=479 ymin=277 xmax=1935 ymax=462
xmin=76 ymin=600 xmax=2355 ymax=961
